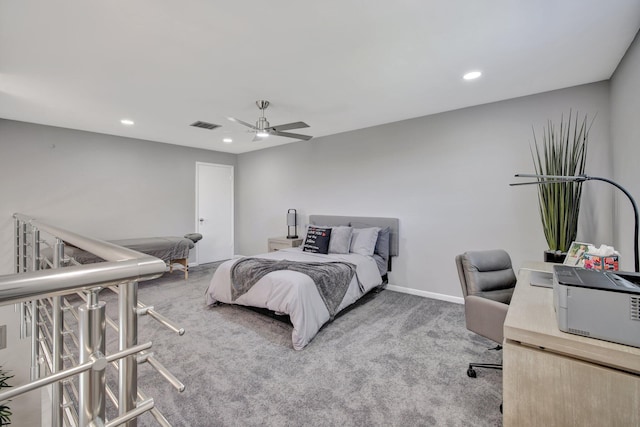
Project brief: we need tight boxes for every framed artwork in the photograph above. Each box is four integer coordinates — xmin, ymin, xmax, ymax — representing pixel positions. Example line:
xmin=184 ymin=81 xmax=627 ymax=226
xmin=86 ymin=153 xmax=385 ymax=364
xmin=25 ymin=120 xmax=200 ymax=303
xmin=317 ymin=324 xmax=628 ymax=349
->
xmin=563 ymin=241 xmax=591 ymax=267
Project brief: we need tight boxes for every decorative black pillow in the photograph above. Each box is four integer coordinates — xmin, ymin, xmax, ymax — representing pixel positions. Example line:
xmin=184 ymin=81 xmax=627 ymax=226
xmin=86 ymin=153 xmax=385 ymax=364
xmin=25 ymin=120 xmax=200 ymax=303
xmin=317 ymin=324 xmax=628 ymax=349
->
xmin=302 ymin=226 xmax=332 ymax=254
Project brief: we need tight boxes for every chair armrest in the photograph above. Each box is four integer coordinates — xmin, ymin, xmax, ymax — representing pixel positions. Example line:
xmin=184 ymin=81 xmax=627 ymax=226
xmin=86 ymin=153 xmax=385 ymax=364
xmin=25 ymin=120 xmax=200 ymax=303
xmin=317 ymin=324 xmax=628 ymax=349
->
xmin=464 ymin=295 xmax=509 ymax=344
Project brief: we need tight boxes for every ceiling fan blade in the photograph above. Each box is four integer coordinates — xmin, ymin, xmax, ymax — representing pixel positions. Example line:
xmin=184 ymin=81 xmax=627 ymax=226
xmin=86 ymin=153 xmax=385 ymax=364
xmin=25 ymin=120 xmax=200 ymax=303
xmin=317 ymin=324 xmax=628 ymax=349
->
xmin=271 ymin=130 xmax=313 ymax=141
xmin=227 ymin=116 xmax=258 ymax=130
xmin=268 ymin=121 xmax=310 ymax=132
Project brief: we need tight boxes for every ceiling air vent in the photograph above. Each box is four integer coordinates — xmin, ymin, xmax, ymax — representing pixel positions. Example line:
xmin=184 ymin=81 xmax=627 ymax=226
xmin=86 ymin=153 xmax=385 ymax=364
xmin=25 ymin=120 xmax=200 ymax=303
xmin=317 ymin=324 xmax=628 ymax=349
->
xmin=190 ymin=121 xmax=221 ymax=130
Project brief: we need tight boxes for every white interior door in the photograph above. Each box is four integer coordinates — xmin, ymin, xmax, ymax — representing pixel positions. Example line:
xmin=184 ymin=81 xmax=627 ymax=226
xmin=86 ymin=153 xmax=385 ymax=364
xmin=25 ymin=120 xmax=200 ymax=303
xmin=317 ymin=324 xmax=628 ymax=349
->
xmin=196 ymin=162 xmax=234 ymax=264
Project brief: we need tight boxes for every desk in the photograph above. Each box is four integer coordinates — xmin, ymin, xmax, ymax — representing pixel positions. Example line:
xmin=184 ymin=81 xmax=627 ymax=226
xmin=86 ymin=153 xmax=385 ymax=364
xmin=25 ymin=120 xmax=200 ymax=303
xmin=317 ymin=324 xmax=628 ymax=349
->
xmin=503 ymin=262 xmax=640 ymax=426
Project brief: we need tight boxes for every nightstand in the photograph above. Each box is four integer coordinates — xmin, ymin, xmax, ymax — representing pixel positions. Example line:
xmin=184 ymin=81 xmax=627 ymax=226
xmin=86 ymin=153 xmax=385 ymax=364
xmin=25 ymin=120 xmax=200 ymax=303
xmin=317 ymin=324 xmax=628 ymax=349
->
xmin=268 ymin=236 xmax=303 ymax=252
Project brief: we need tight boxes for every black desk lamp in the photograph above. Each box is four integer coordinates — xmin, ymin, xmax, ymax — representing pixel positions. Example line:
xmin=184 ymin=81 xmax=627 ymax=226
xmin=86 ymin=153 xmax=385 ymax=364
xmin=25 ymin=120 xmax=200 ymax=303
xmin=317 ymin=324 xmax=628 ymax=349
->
xmin=287 ymin=209 xmax=298 ymax=239
xmin=511 ymin=174 xmax=639 ymax=273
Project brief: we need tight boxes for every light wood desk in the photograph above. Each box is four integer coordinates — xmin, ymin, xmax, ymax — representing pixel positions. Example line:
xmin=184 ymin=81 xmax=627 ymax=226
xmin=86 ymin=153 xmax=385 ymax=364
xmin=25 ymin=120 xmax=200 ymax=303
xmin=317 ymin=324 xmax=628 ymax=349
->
xmin=503 ymin=262 xmax=640 ymax=427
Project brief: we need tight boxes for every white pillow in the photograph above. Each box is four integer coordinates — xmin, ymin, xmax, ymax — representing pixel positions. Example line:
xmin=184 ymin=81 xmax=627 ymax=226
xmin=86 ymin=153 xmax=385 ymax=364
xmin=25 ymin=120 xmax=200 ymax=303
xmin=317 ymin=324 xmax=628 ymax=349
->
xmin=349 ymin=227 xmax=380 ymax=256
xmin=328 ymin=226 xmax=353 ymax=254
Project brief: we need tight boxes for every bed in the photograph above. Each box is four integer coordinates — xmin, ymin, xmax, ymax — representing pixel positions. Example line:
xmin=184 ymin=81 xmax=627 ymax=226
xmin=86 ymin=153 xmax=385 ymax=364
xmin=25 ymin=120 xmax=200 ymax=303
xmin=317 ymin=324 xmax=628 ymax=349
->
xmin=205 ymin=215 xmax=399 ymax=350
xmin=57 ymin=234 xmax=201 ymax=279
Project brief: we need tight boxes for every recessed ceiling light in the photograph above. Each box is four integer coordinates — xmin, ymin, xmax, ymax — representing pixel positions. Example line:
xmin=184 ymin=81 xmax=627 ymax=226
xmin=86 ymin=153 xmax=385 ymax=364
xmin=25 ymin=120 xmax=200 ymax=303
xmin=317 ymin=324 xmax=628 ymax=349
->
xmin=463 ymin=71 xmax=482 ymax=80
xmin=120 ymin=119 xmax=135 ymax=126
xmin=223 ymin=138 xmax=233 ymax=144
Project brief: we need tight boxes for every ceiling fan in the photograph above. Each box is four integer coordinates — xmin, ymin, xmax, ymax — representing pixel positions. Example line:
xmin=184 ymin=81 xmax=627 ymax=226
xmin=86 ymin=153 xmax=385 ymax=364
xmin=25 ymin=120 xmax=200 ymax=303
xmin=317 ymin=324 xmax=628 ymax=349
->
xmin=228 ymin=100 xmax=312 ymax=141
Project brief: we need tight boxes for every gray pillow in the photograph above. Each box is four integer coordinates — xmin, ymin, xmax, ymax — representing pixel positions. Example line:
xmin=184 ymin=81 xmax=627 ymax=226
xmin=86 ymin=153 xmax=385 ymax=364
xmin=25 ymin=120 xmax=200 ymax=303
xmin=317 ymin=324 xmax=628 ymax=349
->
xmin=374 ymin=227 xmax=390 ymax=260
xmin=351 ymin=222 xmax=390 ymax=260
xmin=328 ymin=226 xmax=353 ymax=254
xmin=349 ymin=227 xmax=380 ymax=256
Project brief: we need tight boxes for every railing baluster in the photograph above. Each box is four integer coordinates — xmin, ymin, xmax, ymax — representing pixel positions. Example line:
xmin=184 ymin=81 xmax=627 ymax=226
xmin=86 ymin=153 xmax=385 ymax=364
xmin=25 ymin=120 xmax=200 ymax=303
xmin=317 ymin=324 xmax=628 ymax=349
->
xmin=52 ymin=296 xmax=64 ymax=427
xmin=78 ymin=288 xmax=107 ymax=426
xmin=30 ymin=300 xmax=41 ymax=380
xmin=19 ymin=301 xmax=28 ymax=340
xmin=21 ymin=222 xmax=28 ymax=273
xmin=119 ymin=280 xmax=138 ymax=427
xmin=51 ymin=239 xmax=65 ymax=427
xmin=38 ymin=327 xmax=53 ymax=375
xmin=32 ymin=228 xmax=40 ymax=271
xmin=14 ymin=216 xmax=20 ymax=274
xmin=61 ymin=385 xmax=79 ymax=427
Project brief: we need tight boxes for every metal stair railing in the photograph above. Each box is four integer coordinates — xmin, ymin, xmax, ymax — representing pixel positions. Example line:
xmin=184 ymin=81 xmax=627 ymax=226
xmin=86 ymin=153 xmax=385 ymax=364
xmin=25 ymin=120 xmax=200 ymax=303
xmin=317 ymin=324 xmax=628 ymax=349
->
xmin=1 ymin=213 xmax=186 ymax=426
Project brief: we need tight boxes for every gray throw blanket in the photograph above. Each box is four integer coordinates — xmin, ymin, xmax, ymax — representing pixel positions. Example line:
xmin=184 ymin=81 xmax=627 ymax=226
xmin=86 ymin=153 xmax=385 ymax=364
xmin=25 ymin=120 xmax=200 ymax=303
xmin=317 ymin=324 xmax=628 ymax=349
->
xmin=230 ymin=258 xmax=359 ymax=318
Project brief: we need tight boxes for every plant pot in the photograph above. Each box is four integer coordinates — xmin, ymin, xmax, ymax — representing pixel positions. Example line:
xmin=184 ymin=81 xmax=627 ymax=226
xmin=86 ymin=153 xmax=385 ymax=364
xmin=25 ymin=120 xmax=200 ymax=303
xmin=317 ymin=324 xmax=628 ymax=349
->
xmin=544 ymin=250 xmax=567 ymax=264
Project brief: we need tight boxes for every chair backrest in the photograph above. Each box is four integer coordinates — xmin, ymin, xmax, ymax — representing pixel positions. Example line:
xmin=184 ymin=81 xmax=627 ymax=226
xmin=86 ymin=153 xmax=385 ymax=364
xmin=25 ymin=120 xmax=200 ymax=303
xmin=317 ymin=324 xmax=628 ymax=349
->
xmin=456 ymin=249 xmax=516 ymax=304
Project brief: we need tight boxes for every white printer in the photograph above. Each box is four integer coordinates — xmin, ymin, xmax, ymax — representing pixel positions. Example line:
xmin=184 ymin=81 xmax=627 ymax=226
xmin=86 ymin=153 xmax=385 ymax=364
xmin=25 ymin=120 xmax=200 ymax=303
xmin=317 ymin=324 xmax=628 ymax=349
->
xmin=553 ymin=265 xmax=640 ymax=348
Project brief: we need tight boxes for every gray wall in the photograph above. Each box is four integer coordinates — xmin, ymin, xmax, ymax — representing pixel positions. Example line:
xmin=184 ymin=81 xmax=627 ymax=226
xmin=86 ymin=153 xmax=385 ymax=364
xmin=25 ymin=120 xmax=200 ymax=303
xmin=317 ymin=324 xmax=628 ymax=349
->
xmin=236 ymin=82 xmax=613 ymax=299
xmin=611 ymin=30 xmax=640 ymax=269
xmin=0 ymin=119 xmax=236 ymax=274
xmin=0 ymin=81 xmax=617 ymax=300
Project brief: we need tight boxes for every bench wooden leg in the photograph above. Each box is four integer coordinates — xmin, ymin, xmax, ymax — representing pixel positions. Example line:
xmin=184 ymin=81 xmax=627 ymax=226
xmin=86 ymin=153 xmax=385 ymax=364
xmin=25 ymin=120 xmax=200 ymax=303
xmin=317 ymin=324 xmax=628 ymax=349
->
xmin=170 ymin=258 xmax=188 ymax=280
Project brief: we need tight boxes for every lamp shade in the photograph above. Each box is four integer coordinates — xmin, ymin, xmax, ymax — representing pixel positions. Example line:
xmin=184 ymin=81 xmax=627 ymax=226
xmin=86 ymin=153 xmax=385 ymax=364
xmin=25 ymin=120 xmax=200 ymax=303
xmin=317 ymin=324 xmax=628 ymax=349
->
xmin=287 ymin=211 xmax=296 ymax=226
xmin=287 ymin=209 xmax=298 ymax=239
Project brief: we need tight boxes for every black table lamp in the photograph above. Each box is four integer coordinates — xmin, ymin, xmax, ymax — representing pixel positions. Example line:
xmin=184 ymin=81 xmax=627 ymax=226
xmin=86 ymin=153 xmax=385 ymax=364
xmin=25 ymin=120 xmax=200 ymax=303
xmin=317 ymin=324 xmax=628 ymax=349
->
xmin=511 ymin=174 xmax=639 ymax=272
xmin=287 ymin=209 xmax=298 ymax=239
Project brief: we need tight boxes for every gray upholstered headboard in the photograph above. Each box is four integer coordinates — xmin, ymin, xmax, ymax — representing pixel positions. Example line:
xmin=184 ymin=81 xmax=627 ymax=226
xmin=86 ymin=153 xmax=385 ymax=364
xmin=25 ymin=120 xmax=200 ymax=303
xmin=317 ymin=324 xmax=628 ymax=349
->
xmin=308 ymin=215 xmax=399 ymax=257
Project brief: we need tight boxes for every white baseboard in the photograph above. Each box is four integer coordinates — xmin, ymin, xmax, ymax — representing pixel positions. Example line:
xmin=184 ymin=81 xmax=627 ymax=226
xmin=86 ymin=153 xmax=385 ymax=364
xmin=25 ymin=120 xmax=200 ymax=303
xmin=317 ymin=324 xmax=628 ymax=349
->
xmin=385 ymin=284 xmax=464 ymax=305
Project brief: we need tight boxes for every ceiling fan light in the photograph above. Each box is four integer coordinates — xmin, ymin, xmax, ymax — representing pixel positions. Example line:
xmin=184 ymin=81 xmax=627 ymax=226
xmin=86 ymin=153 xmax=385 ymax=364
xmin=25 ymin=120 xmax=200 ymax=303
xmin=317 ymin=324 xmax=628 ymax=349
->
xmin=256 ymin=131 xmax=269 ymax=138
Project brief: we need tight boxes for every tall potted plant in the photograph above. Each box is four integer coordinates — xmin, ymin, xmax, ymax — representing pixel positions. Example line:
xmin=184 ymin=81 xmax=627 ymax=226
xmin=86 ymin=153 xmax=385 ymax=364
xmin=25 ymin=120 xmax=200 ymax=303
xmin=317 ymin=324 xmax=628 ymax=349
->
xmin=531 ymin=111 xmax=592 ymax=262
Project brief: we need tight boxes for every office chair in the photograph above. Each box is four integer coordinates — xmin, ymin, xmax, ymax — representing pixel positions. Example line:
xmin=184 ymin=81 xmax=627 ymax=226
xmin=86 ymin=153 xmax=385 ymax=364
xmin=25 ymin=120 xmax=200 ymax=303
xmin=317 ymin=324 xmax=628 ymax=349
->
xmin=455 ymin=249 xmax=516 ymax=378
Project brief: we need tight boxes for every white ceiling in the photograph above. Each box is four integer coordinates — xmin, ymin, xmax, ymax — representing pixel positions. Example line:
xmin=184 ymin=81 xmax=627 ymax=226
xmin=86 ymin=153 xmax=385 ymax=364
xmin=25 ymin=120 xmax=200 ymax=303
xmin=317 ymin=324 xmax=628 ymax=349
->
xmin=1 ymin=1 xmax=639 ymax=154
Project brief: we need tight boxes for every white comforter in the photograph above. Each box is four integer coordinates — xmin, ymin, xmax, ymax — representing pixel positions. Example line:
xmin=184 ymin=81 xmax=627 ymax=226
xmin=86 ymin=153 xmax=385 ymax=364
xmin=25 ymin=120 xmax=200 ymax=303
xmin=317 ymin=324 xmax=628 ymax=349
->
xmin=205 ymin=247 xmax=382 ymax=350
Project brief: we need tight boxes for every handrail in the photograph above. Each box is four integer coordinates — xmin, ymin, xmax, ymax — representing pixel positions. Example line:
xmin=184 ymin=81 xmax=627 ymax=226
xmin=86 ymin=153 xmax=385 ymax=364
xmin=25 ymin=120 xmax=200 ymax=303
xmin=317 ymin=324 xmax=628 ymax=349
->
xmin=12 ymin=213 xmax=154 ymax=262
xmin=0 ymin=258 xmax=165 ymax=305
xmin=6 ymin=213 xmax=183 ymax=426
xmin=0 ymin=214 xmax=166 ymax=306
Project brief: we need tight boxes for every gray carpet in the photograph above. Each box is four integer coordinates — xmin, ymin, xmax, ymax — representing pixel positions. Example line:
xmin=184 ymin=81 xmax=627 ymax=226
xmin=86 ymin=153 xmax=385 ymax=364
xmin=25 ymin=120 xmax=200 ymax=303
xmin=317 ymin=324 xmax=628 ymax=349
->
xmin=98 ymin=263 xmax=503 ymax=426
